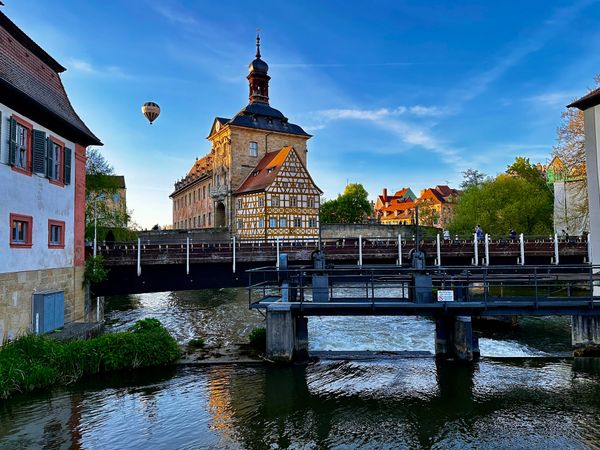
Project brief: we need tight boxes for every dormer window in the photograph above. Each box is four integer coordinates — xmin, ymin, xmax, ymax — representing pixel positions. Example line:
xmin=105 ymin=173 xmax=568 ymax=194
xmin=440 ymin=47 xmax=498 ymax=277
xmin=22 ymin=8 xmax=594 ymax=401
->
xmin=249 ymin=141 xmax=258 ymax=157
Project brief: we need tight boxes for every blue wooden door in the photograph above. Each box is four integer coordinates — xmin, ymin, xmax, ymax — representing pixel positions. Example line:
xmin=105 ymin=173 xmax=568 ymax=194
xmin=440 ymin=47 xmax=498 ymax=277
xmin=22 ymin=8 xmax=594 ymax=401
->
xmin=53 ymin=292 xmax=64 ymax=329
xmin=43 ymin=294 xmax=54 ymax=333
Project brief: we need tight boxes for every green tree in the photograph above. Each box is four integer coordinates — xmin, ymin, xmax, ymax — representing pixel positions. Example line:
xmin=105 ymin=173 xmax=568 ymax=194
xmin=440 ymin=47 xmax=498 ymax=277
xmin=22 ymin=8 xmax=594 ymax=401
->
xmin=320 ymin=183 xmax=371 ymax=224
xmin=506 ymin=156 xmax=549 ymax=192
xmin=449 ymin=174 xmax=553 ymax=236
xmin=86 ymin=149 xmax=132 ymax=240
xmin=460 ymin=168 xmax=487 ymax=189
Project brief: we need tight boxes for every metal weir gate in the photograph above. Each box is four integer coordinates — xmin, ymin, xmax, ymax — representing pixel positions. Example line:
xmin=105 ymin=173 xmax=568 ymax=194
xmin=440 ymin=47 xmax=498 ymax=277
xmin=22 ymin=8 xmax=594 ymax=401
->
xmin=248 ymin=262 xmax=600 ymax=362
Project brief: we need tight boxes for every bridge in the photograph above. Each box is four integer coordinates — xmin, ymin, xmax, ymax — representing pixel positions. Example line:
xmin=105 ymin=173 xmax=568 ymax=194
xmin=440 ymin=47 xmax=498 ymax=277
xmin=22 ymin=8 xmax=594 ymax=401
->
xmin=248 ymin=259 xmax=600 ymax=363
xmin=93 ymin=234 xmax=589 ymax=295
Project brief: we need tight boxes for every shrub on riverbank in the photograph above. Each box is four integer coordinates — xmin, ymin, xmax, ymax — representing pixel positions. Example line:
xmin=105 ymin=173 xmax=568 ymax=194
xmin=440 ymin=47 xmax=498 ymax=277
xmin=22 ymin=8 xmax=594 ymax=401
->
xmin=0 ymin=318 xmax=179 ymax=400
xmin=249 ymin=327 xmax=266 ymax=352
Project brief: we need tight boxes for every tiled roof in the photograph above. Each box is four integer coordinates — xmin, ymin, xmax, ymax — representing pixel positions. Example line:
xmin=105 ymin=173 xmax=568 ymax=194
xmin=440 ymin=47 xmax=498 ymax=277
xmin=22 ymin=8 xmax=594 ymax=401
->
xmin=234 ymin=146 xmax=292 ymax=194
xmin=568 ymin=87 xmax=600 ymax=110
xmin=187 ymin=153 xmax=213 ymax=177
xmin=0 ymin=12 xmax=101 ymax=145
xmin=214 ymin=103 xmax=310 ymax=137
xmin=381 ymin=199 xmax=415 ymax=213
xmin=393 ymin=188 xmax=410 ymax=197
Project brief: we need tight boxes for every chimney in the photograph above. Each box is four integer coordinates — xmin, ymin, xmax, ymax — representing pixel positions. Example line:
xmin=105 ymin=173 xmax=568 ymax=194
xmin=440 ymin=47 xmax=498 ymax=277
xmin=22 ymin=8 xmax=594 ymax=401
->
xmin=382 ymin=188 xmax=388 ymax=202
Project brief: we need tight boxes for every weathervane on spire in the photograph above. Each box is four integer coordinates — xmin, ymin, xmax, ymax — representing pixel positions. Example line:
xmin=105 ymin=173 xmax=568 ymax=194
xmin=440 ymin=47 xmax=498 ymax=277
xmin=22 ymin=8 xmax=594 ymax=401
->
xmin=256 ymin=28 xmax=261 ymax=59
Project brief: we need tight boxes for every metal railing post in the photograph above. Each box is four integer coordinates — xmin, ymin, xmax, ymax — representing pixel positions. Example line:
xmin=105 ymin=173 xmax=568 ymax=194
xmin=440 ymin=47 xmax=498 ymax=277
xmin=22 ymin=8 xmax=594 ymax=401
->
xmin=398 ymin=234 xmax=402 ymax=266
xmin=473 ymin=233 xmax=479 ymax=266
xmin=232 ymin=236 xmax=236 ymax=273
xmin=484 ymin=233 xmax=490 ymax=266
xmin=186 ymin=236 xmax=190 ymax=275
xmin=358 ymin=235 xmax=363 ymax=267
xmin=436 ymin=233 xmax=441 ymax=267
xmin=276 ymin=237 xmax=280 ymax=270
xmin=553 ymin=233 xmax=559 ymax=265
xmin=519 ymin=233 xmax=525 ymax=266
xmin=137 ymin=237 xmax=141 ymax=277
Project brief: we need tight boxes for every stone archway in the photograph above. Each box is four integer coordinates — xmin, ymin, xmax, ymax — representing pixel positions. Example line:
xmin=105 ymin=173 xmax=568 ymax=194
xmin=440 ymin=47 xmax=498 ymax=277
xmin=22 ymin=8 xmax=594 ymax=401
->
xmin=215 ymin=202 xmax=226 ymax=228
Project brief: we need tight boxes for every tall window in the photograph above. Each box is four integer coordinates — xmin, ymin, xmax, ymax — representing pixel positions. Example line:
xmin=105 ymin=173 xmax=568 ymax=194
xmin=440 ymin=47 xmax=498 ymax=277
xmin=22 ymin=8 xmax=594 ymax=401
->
xmin=308 ymin=197 xmax=315 ymax=208
xmin=208 ymin=212 xmax=211 ymax=225
xmin=238 ymin=219 xmax=243 ymax=230
xmin=269 ymin=217 xmax=277 ymax=228
xmin=237 ymin=199 xmax=243 ymax=209
xmin=48 ymin=139 xmax=63 ymax=183
xmin=309 ymin=218 xmax=317 ymax=228
xmin=259 ymin=218 xmax=265 ymax=228
xmin=48 ymin=220 xmax=65 ymax=249
xmin=10 ymin=214 xmax=33 ymax=248
xmin=258 ymin=197 xmax=264 ymax=207
xmin=203 ymin=186 xmax=206 ymax=199
xmin=279 ymin=217 xmax=287 ymax=228
xmin=291 ymin=196 xmax=297 ymax=207
xmin=272 ymin=196 xmax=280 ymax=207
xmin=16 ymin=124 xmax=29 ymax=170
xmin=249 ymin=141 xmax=258 ymax=157
xmin=294 ymin=217 xmax=302 ymax=228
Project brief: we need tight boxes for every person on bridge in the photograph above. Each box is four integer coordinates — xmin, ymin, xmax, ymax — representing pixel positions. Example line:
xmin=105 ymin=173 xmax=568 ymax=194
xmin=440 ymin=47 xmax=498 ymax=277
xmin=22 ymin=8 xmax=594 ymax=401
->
xmin=509 ymin=229 xmax=517 ymax=241
xmin=443 ymin=229 xmax=451 ymax=240
xmin=475 ymin=225 xmax=484 ymax=242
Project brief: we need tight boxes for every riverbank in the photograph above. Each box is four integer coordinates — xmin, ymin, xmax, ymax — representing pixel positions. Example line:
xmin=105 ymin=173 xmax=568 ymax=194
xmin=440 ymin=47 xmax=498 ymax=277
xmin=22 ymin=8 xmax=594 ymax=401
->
xmin=0 ymin=318 xmax=179 ymax=400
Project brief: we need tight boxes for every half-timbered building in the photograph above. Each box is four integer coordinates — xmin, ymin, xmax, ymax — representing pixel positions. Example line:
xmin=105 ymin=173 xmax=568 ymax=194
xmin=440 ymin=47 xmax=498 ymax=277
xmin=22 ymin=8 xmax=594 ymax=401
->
xmin=234 ymin=146 xmax=322 ymax=241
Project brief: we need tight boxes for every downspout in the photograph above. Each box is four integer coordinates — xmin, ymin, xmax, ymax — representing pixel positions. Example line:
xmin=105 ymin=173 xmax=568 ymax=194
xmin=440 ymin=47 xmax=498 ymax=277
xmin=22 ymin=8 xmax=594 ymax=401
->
xmin=264 ymin=192 xmax=268 ymax=243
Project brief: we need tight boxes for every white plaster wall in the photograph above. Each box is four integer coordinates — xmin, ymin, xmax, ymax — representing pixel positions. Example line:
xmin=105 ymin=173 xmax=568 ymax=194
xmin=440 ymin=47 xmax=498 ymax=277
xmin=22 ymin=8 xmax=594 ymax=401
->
xmin=0 ymin=103 xmax=76 ymax=273
xmin=553 ymin=180 xmax=589 ymax=235
xmin=584 ymin=106 xmax=600 ymax=268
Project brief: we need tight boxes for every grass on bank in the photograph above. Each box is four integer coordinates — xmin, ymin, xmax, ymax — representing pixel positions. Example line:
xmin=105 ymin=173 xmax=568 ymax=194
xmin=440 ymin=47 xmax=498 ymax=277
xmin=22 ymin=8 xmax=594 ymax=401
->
xmin=0 ymin=318 xmax=180 ymax=400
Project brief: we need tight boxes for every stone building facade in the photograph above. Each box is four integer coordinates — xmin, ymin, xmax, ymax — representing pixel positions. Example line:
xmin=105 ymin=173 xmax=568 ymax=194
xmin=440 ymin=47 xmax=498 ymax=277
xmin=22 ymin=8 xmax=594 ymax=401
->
xmin=171 ymin=36 xmax=320 ymax=239
xmin=0 ymin=11 xmax=101 ymax=343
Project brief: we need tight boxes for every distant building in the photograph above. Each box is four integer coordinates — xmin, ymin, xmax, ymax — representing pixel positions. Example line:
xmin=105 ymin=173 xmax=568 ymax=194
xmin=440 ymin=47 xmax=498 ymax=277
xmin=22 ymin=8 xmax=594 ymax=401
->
xmin=171 ymin=154 xmax=214 ymax=230
xmin=375 ymin=185 xmax=459 ymax=228
xmin=170 ymin=35 xmax=321 ymax=240
xmin=0 ymin=11 xmax=102 ymax=343
xmin=87 ymin=174 xmax=127 ymax=228
xmin=546 ymin=156 xmax=588 ymax=235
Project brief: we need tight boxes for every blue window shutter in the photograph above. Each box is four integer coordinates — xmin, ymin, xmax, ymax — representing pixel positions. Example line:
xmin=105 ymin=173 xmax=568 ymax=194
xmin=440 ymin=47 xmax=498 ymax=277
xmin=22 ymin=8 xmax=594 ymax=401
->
xmin=64 ymin=147 xmax=72 ymax=185
xmin=45 ymin=137 xmax=53 ymax=178
xmin=8 ymin=116 xmax=16 ymax=166
xmin=32 ymin=129 xmax=46 ymax=174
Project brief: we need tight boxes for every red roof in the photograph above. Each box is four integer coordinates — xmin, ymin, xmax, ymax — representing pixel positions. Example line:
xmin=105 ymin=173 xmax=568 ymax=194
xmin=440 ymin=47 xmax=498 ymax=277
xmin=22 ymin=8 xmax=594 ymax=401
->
xmin=187 ymin=153 xmax=213 ymax=177
xmin=234 ymin=146 xmax=293 ymax=194
xmin=0 ymin=12 xmax=101 ymax=145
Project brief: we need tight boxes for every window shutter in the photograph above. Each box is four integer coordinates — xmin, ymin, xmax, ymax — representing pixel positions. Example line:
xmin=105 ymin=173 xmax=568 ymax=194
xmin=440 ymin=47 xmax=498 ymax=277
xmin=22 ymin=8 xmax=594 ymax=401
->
xmin=32 ymin=129 xmax=46 ymax=174
xmin=8 ymin=116 xmax=17 ymax=165
xmin=45 ymin=137 xmax=53 ymax=178
xmin=64 ymin=147 xmax=72 ymax=185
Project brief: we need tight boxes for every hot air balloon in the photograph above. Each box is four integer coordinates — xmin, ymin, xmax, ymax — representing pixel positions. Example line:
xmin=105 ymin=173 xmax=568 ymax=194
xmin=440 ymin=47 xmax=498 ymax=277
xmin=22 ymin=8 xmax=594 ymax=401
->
xmin=141 ymin=101 xmax=160 ymax=125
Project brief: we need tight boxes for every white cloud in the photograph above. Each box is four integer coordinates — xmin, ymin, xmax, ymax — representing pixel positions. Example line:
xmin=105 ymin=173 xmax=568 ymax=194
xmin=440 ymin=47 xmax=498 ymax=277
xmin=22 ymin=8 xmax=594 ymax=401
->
xmin=525 ymin=91 xmax=577 ymax=108
xmin=152 ymin=2 xmax=198 ymax=25
xmin=67 ymin=58 xmax=129 ymax=79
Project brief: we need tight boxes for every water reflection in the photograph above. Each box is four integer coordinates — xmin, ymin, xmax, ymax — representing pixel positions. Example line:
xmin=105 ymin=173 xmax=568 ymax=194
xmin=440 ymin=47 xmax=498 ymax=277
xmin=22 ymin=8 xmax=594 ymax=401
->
xmin=2 ymin=359 xmax=600 ymax=448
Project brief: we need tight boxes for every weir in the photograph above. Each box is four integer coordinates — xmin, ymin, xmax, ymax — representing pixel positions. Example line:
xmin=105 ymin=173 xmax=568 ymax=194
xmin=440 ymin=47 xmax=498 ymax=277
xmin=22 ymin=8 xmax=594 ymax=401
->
xmin=251 ymin=253 xmax=600 ymax=363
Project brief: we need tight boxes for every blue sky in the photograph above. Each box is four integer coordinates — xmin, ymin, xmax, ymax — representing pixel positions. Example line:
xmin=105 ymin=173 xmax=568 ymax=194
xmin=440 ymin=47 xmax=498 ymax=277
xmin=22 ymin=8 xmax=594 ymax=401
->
xmin=5 ymin=0 xmax=600 ymax=228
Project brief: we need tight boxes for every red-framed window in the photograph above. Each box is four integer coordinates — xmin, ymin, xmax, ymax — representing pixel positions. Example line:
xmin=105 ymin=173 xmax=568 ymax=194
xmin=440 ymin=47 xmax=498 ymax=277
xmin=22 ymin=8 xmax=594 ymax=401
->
xmin=11 ymin=115 xmax=33 ymax=176
xmin=10 ymin=213 xmax=33 ymax=248
xmin=48 ymin=136 xmax=65 ymax=186
xmin=48 ymin=219 xmax=65 ymax=249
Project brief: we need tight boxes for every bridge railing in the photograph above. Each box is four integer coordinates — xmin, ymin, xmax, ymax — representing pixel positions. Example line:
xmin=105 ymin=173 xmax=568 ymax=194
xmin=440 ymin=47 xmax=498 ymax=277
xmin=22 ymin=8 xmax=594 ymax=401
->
xmin=247 ymin=264 xmax=600 ymax=309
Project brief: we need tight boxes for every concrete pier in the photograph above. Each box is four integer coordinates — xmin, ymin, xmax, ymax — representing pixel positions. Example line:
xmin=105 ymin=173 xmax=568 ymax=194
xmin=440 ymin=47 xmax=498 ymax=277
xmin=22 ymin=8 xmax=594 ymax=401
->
xmin=266 ymin=304 xmax=308 ymax=363
xmin=572 ymin=315 xmax=600 ymax=348
xmin=435 ymin=316 xmax=480 ymax=362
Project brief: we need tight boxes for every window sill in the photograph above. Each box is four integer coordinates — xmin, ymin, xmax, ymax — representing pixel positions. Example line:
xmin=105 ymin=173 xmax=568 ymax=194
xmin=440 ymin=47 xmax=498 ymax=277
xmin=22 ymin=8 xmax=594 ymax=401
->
xmin=49 ymin=178 xmax=64 ymax=187
xmin=10 ymin=242 xmax=33 ymax=249
xmin=48 ymin=244 xmax=65 ymax=249
xmin=11 ymin=165 xmax=32 ymax=176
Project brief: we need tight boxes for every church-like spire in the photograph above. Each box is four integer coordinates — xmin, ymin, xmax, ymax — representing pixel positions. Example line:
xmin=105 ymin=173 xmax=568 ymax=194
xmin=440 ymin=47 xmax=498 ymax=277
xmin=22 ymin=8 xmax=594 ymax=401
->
xmin=247 ymin=32 xmax=270 ymax=104
xmin=256 ymin=32 xmax=261 ymax=59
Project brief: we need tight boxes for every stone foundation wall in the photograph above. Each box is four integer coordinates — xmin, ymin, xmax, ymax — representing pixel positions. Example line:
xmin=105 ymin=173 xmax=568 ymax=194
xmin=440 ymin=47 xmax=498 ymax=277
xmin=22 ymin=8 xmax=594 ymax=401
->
xmin=0 ymin=266 xmax=86 ymax=345
xmin=321 ymin=224 xmax=436 ymax=239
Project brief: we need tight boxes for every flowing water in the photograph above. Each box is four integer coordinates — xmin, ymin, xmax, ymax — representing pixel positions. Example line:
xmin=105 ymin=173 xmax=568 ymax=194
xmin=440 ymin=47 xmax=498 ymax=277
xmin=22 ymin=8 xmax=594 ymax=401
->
xmin=1 ymin=289 xmax=600 ymax=449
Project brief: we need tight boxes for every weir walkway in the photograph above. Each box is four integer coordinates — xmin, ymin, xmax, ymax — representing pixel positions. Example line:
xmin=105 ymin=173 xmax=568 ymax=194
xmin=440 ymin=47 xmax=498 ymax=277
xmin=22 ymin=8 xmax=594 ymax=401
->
xmin=248 ymin=256 xmax=600 ymax=363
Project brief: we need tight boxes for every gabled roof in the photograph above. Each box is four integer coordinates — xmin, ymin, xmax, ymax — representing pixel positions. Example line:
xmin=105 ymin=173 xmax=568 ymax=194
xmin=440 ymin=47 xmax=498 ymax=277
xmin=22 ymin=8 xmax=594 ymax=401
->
xmin=234 ymin=146 xmax=292 ymax=194
xmin=0 ymin=12 xmax=101 ymax=146
xmin=209 ymin=103 xmax=310 ymax=138
xmin=568 ymin=87 xmax=600 ymax=110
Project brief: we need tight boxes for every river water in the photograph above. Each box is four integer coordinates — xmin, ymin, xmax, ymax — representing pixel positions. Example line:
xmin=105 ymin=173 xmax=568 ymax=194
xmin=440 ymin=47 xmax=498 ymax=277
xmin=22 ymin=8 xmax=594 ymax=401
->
xmin=1 ymin=289 xmax=600 ymax=449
